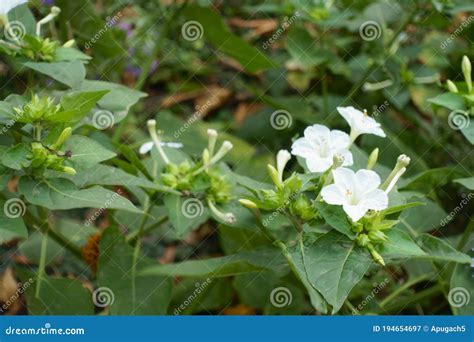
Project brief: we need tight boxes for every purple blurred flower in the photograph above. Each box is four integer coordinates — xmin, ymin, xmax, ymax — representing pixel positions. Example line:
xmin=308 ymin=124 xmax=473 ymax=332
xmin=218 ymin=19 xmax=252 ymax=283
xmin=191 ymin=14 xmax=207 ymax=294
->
xmin=42 ymin=0 xmax=55 ymax=5
xmin=125 ymin=65 xmax=141 ymax=78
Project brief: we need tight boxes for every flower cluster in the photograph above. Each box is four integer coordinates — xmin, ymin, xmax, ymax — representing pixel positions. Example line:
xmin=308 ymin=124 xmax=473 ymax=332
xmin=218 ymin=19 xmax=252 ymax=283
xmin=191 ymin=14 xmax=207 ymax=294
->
xmin=143 ymin=121 xmax=236 ymax=224
xmin=240 ymin=106 xmax=410 ymax=265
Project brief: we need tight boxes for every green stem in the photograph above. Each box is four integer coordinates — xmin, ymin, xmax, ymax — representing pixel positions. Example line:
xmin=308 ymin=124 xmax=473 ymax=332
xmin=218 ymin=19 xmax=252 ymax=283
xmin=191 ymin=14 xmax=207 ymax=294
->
xmin=457 ymin=218 xmax=474 ymax=250
xmin=35 ymin=228 xmax=48 ymax=298
xmin=374 ymin=284 xmax=442 ymax=313
xmin=379 ymin=275 xmax=430 ymax=308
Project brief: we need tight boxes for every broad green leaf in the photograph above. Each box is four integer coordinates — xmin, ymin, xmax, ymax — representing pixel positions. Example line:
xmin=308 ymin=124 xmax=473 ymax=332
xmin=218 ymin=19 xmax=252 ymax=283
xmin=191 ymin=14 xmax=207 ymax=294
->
xmin=7 ymin=4 xmax=36 ymax=35
xmin=315 ymin=202 xmax=355 ymax=239
xmin=163 ymin=194 xmax=209 ymax=238
xmin=428 ymin=93 xmax=466 ymax=111
xmin=18 ymin=177 xmax=141 ymax=213
xmin=1 ymin=143 xmax=31 ymax=170
xmin=397 ymin=197 xmax=447 ymax=233
xmin=97 ymin=227 xmax=172 ymax=314
xmin=378 ymin=229 xmax=426 ymax=260
xmin=0 ymin=201 xmax=28 ymax=244
xmin=48 ymin=90 xmax=109 ymax=123
xmin=450 ymin=263 xmax=474 ymax=315
xmin=54 ymin=47 xmax=92 ymax=62
xmin=460 ymin=124 xmax=474 ymax=144
xmin=141 ymin=248 xmax=288 ymax=278
xmin=454 ymin=177 xmax=474 ymax=190
xmin=278 ymin=240 xmax=328 ymax=313
xmin=416 ymin=234 xmax=471 ymax=264
xmin=302 ymin=231 xmax=372 ymax=313
xmin=67 ymin=164 xmax=178 ymax=193
xmin=16 ymin=268 xmax=94 ymax=315
xmin=80 ymin=80 xmax=147 ymax=116
xmin=63 ymin=135 xmax=116 ymax=169
xmin=184 ymin=6 xmax=276 ymax=73
xmin=23 ymin=60 xmax=86 ymax=89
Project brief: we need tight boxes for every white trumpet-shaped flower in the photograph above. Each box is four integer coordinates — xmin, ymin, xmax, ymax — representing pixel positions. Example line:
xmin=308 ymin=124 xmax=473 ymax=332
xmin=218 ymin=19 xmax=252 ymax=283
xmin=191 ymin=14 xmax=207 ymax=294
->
xmin=0 ymin=0 xmax=27 ymax=15
xmin=337 ymin=106 xmax=386 ymax=143
xmin=291 ymin=124 xmax=353 ymax=173
xmin=321 ymin=167 xmax=388 ymax=222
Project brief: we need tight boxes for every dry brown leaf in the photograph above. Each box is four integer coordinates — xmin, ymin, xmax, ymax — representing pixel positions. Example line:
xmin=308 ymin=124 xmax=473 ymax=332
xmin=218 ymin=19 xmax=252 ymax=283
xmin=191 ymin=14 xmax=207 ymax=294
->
xmin=234 ymin=102 xmax=263 ymax=126
xmin=161 ymin=89 xmax=207 ymax=108
xmin=158 ymin=246 xmax=177 ymax=264
xmin=228 ymin=18 xmax=278 ymax=37
xmin=193 ymin=86 xmax=232 ymax=117
xmin=0 ymin=267 xmax=23 ymax=315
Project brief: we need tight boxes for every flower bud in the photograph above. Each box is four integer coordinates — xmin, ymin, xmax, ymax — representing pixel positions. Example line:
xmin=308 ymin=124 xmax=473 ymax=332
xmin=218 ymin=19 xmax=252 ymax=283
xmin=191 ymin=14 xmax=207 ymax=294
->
xmin=446 ymin=80 xmax=458 ymax=93
xmin=368 ymin=245 xmax=385 ymax=266
xmin=51 ymin=127 xmax=72 ymax=149
xmin=276 ymin=149 xmax=291 ymax=184
xmin=239 ymin=199 xmax=258 ymax=209
xmin=332 ymin=154 xmax=345 ymax=169
xmin=368 ymin=230 xmax=388 ymax=243
xmin=367 ymin=148 xmax=379 ymax=170
xmin=51 ymin=6 xmax=61 ymax=15
xmin=267 ymin=164 xmax=280 ymax=187
xmin=63 ymin=39 xmax=75 ymax=48
xmin=147 ymin=119 xmax=169 ymax=165
xmin=462 ymin=55 xmax=472 ymax=92
xmin=207 ymin=129 xmax=218 ymax=157
xmin=381 ymin=154 xmax=410 ymax=192
xmin=356 ymin=234 xmax=370 ymax=247
xmin=61 ymin=166 xmax=77 ymax=175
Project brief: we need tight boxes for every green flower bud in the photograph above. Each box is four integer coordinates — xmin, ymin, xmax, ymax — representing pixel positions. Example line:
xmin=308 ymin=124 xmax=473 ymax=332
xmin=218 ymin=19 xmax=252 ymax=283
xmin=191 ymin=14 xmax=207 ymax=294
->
xmin=446 ymin=80 xmax=458 ymax=93
xmin=462 ymin=55 xmax=472 ymax=92
xmin=367 ymin=148 xmax=379 ymax=170
xmin=290 ymin=195 xmax=315 ymax=220
xmin=267 ymin=164 xmax=280 ymax=187
xmin=239 ymin=199 xmax=258 ymax=209
xmin=368 ymin=230 xmax=388 ymax=243
xmin=51 ymin=127 xmax=72 ymax=149
xmin=368 ymin=244 xmax=385 ymax=266
xmin=356 ymin=234 xmax=370 ymax=247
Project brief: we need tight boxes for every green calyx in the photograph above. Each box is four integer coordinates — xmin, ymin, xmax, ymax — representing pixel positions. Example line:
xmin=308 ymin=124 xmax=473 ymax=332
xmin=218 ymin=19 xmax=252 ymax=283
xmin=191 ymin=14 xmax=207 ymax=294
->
xmin=20 ymin=36 xmax=59 ymax=62
xmin=14 ymin=95 xmax=60 ymax=123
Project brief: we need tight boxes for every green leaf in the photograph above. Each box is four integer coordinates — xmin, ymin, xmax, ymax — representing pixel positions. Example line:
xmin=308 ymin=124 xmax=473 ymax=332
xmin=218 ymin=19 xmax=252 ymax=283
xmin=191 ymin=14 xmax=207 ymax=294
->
xmin=428 ymin=93 xmax=466 ymax=111
xmin=16 ymin=268 xmax=94 ymax=315
xmin=1 ymin=143 xmax=31 ymax=170
xmin=450 ymin=263 xmax=474 ymax=315
xmin=23 ymin=60 xmax=86 ymax=89
xmin=97 ymin=226 xmax=172 ymax=314
xmin=378 ymin=229 xmax=426 ymax=260
xmin=454 ymin=177 xmax=474 ymax=190
xmin=80 ymin=80 xmax=147 ymax=117
xmin=460 ymin=124 xmax=474 ymax=144
xmin=184 ymin=5 xmax=276 ymax=73
xmin=400 ymin=167 xmax=465 ymax=193
xmin=302 ymin=231 xmax=372 ymax=313
xmin=141 ymin=248 xmax=288 ymax=278
xmin=7 ymin=4 xmax=36 ymax=35
xmin=18 ymin=177 xmax=141 ymax=213
xmin=286 ymin=27 xmax=332 ymax=67
xmin=163 ymin=194 xmax=209 ymax=238
xmin=416 ymin=234 xmax=471 ymax=264
xmin=315 ymin=202 xmax=355 ymax=239
xmin=54 ymin=47 xmax=92 ymax=62
xmin=0 ymin=201 xmax=28 ymax=244
xmin=47 ymin=90 xmax=109 ymax=123
xmin=382 ymin=201 xmax=426 ymax=215
xmin=278 ymin=240 xmax=328 ymax=313
xmin=397 ymin=197 xmax=447 ymax=233
xmin=63 ymin=135 xmax=116 ymax=170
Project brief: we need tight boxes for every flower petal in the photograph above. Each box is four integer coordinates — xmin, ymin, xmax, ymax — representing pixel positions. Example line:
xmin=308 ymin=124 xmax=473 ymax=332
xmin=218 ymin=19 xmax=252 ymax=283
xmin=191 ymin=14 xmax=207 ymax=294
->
xmin=291 ymin=137 xmax=313 ymax=158
xmin=329 ymin=129 xmax=350 ymax=149
xmin=359 ymin=189 xmax=389 ymax=211
xmin=139 ymin=141 xmax=154 ymax=154
xmin=332 ymin=167 xmax=356 ymax=192
xmin=306 ymin=155 xmax=332 ymax=173
xmin=321 ymin=184 xmax=347 ymax=205
xmin=304 ymin=124 xmax=330 ymax=142
xmin=355 ymin=169 xmax=381 ymax=193
xmin=342 ymin=204 xmax=367 ymax=222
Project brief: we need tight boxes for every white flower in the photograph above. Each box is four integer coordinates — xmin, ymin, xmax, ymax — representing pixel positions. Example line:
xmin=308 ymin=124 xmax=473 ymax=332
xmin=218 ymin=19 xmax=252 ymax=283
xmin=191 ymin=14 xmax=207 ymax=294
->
xmin=276 ymin=149 xmax=291 ymax=183
xmin=139 ymin=141 xmax=183 ymax=154
xmin=337 ymin=106 xmax=386 ymax=143
xmin=291 ymin=124 xmax=353 ymax=173
xmin=0 ymin=0 xmax=28 ymax=15
xmin=321 ymin=167 xmax=388 ymax=222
